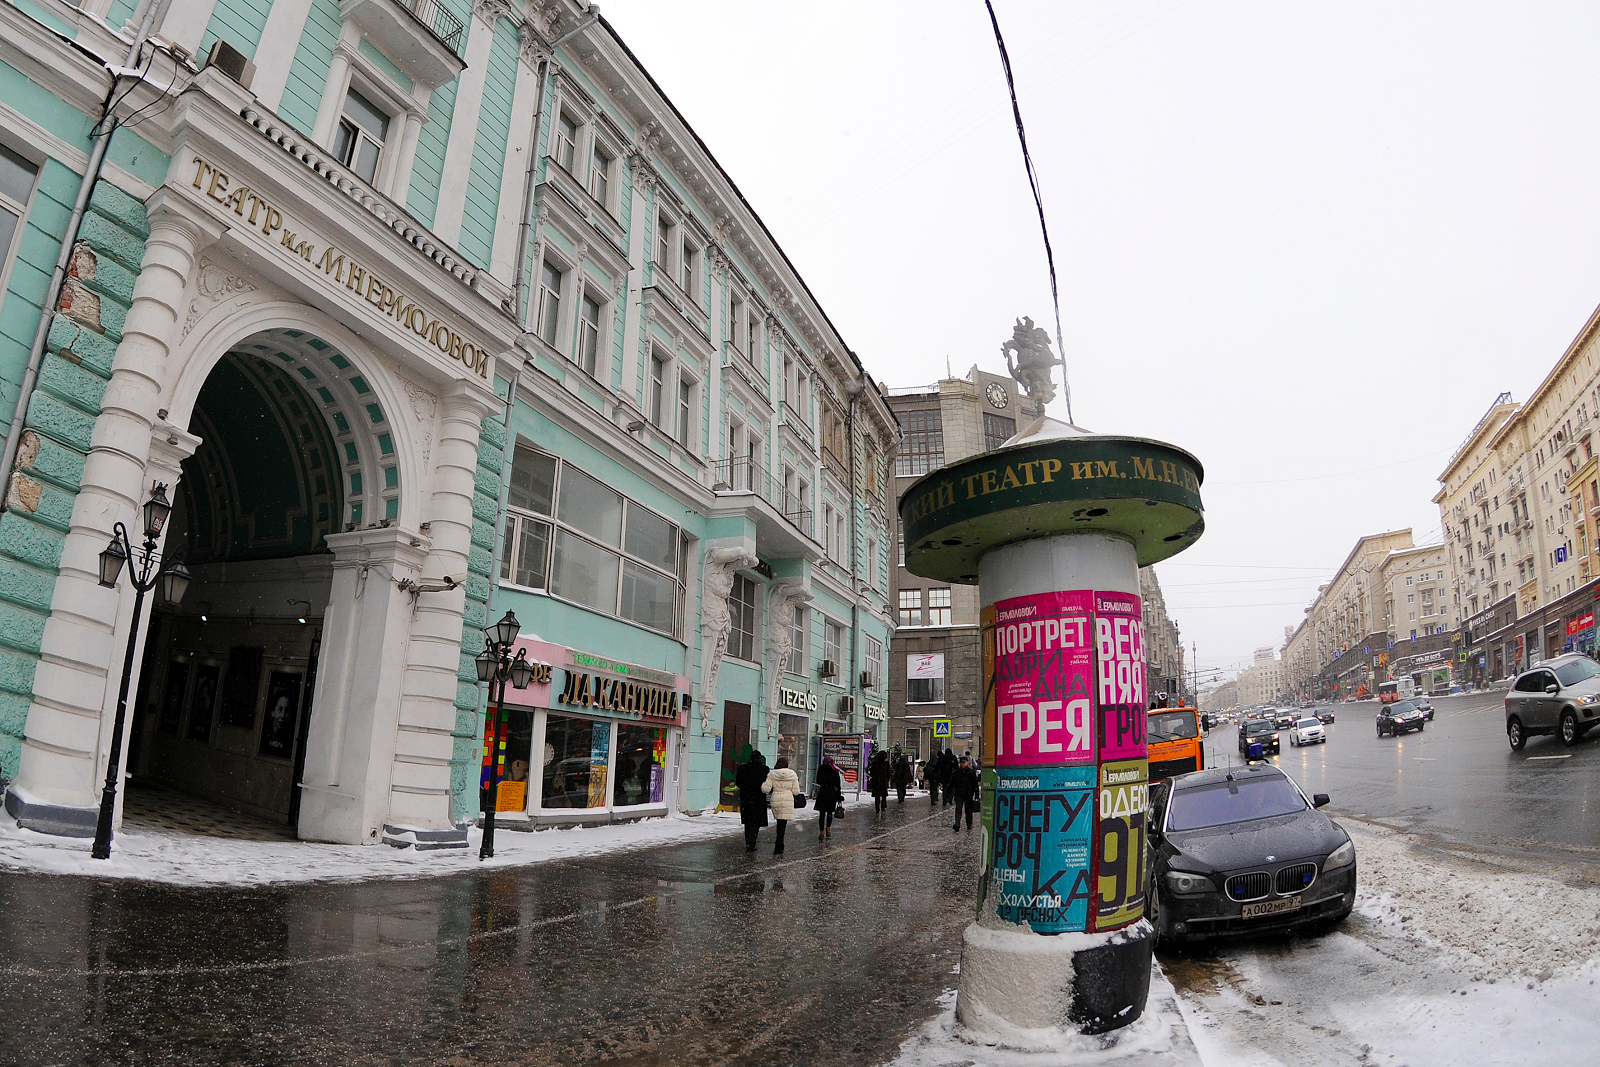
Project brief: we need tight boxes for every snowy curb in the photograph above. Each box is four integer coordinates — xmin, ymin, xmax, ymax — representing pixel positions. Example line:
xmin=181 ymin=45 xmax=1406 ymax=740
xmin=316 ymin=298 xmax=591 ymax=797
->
xmin=0 ymin=794 xmax=877 ymax=887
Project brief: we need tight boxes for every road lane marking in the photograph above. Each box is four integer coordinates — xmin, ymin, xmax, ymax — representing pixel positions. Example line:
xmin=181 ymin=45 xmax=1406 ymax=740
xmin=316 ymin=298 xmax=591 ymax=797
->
xmin=1526 ymin=754 xmax=1572 ymax=760
xmin=1413 ymin=758 xmax=1436 ymax=761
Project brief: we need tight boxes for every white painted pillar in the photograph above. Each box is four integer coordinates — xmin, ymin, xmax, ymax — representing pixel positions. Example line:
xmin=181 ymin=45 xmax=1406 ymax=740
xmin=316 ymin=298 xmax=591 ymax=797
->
xmin=157 ymin=0 xmax=221 ymax=59
xmin=489 ymin=45 xmax=542 ymax=285
xmin=296 ymin=528 xmax=428 ymax=845
xmin=311 ymin=23 xmax=361 ymax=148
xmin=245 ymin=0 xmax=315 ymax=111
xmin=9 ymin=193 xmax=218 ymax=828
xmin=431 ymin=6 xmax=500 ymax=247
xmin=384 ymin=382 xmax=493 ymax=844
xmin=618 ymin=164 xmax=649 ymax=406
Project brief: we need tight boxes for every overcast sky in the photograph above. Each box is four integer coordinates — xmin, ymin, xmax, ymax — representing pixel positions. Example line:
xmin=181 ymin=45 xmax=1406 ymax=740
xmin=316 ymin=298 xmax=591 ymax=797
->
xmin=599 ymin=0 xmax=1600 ymax=681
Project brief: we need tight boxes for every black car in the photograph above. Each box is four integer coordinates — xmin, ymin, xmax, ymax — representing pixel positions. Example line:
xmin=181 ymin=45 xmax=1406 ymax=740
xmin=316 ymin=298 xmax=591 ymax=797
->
xmin=1238 ymin=718 xmax=1280 ymax=757
xmin=1146 ymin=765 xmax=1356 ymax=944
xmin=1415 ymin=698 xmax=1435 ymax=721
xmin=1376 ymin=699 xmax=1426 ymax=737
xmin=1317 ymin=710 xmax=1336 ymax=724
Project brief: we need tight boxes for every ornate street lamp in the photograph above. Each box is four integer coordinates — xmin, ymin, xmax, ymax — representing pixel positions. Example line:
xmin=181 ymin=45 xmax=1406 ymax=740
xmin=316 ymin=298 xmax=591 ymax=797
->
xmin=478 ymin=611 xmax=533 ymax=860
xmin=91 ymin=483 xmax=192 ymax=860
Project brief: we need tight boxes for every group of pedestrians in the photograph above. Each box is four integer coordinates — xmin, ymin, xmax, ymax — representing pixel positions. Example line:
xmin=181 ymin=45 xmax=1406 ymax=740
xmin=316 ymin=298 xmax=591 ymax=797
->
xmin=735 ymin=744 xmax=981 ymax=854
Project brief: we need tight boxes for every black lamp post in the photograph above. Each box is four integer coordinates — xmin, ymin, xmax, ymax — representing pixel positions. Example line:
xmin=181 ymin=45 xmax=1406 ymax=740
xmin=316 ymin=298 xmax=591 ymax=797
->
xmin=477 ymin=610 xmax=534 ymax=860
xmin=91 ymin=483 xmax=193 ymax=860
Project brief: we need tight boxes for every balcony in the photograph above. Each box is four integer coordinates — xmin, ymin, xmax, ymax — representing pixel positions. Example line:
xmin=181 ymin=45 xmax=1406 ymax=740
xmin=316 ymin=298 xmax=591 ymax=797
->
xmin=710 ymin=457 xmax=819 ymax=560
xmin=341 ymin=0 xmax=466 ymax=89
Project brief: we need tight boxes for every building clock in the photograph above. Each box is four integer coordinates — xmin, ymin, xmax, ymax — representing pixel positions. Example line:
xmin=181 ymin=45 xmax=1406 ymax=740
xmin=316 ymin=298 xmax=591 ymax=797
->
xmin=985 ymin=382 xmax=1009 ymax=409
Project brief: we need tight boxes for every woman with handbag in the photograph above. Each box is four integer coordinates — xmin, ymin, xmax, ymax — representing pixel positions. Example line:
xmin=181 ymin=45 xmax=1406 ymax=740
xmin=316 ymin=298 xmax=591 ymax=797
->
xmin=814 ymin=755 xmax=843 ymax=841
xmin=761 ymin=756 xmax=803 ymax=856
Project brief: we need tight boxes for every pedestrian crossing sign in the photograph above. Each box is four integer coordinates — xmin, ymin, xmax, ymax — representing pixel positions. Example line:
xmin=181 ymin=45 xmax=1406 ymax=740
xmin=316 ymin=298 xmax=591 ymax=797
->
xmin=934 ymin=719 xmax=952 ymax=739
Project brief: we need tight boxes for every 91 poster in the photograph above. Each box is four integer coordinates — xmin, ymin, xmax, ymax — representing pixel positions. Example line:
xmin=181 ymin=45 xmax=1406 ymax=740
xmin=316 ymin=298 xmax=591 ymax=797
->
xmin=1092 ymin=591 xmax=1148 ymax=931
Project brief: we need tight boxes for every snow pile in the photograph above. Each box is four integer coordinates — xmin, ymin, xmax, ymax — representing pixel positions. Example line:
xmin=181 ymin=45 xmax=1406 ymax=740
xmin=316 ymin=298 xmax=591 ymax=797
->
xmin=0 ymin=798 xmax=871 ymax=886
xmin=886 ymin=966 xmax=1200 ymax=1067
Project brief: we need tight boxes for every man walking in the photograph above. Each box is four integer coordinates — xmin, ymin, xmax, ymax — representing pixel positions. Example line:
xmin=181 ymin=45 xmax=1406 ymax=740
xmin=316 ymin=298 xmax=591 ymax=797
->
xmin=948 ymin=755 xmax=979 ymax=832
xmin=940 ymin=748 xmax=957 ymax=808
xmin=735 ymin=748 xmax=769 ymax=852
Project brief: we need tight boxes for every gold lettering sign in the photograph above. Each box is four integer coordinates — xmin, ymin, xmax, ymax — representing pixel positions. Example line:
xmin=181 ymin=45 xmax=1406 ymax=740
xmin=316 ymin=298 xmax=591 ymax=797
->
xmin=190 ymin=156 xmax=489 ymax=379
xmin=559 ymin=670 xmax=685 ymax=721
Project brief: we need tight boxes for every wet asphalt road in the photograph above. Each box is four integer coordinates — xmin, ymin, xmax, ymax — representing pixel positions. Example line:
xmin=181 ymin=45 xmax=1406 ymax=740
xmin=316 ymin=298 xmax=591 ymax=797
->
xmin=1208 ymin=690 xmax=1600 ymax=863
xmin=0 ymin=801 xmax=980 ymax=1067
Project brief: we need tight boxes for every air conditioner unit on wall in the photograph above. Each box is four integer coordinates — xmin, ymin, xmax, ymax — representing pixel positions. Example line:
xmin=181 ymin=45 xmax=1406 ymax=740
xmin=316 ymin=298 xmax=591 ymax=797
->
xmin=819 ymin=659 xmax=838 ymax=679
xmin=839 ymin=694 xmax=856 ymax=716
xmin=860 ymin=671 xmax=875 ymax=689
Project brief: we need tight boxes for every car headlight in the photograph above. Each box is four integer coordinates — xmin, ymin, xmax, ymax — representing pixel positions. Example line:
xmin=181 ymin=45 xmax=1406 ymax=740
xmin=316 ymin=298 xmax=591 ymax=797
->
xmin=1324 ymin=839 xmax=1355 ymax=871
xmin=1165 ymin=871 xmax=1213 ymax=894
xmin=1580 ymin=694 xmax=1600 ymax=706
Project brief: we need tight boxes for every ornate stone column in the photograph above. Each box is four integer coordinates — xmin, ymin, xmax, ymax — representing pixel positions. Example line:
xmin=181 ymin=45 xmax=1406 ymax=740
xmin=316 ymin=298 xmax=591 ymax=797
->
xmin=383 ymin=381 xmax=494 ymax=848
xmin=764 ymin=579 xmax=811 ymax=739
xmin=697 ymin=541 xmax=757 ymax=731
xmin=7 ymin=193 xmax=217 ymax=834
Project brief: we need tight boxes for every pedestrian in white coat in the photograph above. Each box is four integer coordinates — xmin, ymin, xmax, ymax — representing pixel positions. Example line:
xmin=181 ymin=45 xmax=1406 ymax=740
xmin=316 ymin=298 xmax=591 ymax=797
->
xmin=761 ymin=756 xmax=803 ymax=856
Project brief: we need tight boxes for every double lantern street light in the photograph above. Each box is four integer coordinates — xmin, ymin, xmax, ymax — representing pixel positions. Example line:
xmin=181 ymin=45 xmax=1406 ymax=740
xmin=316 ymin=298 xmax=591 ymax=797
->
xmin=91 ymin=484 xmax=194 ymax=860
xmin=476 ymin=610 xmax=535 ymax=861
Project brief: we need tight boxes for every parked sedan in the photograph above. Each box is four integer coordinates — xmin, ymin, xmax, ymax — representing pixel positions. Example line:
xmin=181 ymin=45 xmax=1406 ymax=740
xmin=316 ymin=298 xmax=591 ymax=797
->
xmin=1239 ymin=718 xmax=1281 ymax=758
xmin=1505 ymin=653 xmax=1600 ymax=750
xmin=1376 ymin=699 xmax=1426 ymax=737
xmin=1146 ymin=765 xmax=1356 ymax=944
xmin=1288 ymin=717 xmax=1326 ymax=746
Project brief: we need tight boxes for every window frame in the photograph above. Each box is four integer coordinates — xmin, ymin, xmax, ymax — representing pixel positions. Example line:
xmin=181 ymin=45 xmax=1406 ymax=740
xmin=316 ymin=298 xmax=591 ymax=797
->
xmin=926 ymin=586 xmax=952 ymax=626
xmin=575 ymin=290 xmax=604 ymax=376
xmin=788 ymin=604 xmax=808 ymax=676
xmin=553 ymin=109 xmax=581 ymax=175
xmin=587 ymin=138 xmax=615 ymax=211
xmin=499 ymin=444 xmax=686 ymax=637
xmin=0 ymin=138 xmax=41 ymax=302
xmin=728 ymin=574 xmax=759 ymax=662
xmin=333 ymin=85 xmax=392 ymax=187
xmin=898 ymin=589 xmax=922 ymax=627
xmin=537 ymin=256 xmax=567 ymax=348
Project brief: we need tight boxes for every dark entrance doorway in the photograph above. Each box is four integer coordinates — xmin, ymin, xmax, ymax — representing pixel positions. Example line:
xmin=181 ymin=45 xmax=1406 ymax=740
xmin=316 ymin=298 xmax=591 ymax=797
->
xmin=719 ymin=701 xmax=751 ymax=811
xmin=129 ymin=339 xmax=343 ymax=827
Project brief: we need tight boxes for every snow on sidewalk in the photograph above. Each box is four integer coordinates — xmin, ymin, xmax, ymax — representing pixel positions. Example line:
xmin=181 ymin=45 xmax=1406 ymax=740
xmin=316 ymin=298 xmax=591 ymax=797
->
xmin=0 ymin=797 xmax=872 ymax=887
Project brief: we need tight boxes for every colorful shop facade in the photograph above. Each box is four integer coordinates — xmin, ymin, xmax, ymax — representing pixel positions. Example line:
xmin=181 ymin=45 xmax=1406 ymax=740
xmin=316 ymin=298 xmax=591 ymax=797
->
xmin=0 ymin=0 xmax=894 ymax=846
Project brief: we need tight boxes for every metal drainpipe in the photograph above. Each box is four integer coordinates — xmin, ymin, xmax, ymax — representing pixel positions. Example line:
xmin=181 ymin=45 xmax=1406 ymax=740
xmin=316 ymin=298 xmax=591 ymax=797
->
xmin=844 ymin=381 xmax=861 ymax=731
xmin=0 ymin=0 xmax=172 ymax=511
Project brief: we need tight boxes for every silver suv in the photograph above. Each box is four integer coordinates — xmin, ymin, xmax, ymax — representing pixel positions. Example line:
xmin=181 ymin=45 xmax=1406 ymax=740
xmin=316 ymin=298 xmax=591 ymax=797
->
xmin=1505 ymin=653 xmax=1600 ymax=750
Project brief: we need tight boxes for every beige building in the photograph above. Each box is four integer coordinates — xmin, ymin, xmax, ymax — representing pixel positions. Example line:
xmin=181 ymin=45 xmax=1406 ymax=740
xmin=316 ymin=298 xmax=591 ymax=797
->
xmin=1141 ymin=569 xmax=1187 ymax=702
xmin=1236 ymin=648 xmax=1285 ymax=705
xmin=1201 ymin=679 xmax=1239 ymax=714
xmin=1281 ymin=530 xmax=1415 ymax=699
xmin=1380 ymin=544 xmax=1455 ymax=641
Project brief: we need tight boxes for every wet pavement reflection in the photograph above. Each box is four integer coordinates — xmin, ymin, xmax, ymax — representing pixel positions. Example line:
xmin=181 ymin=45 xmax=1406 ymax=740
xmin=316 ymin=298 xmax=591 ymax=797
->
xmin=0 ymin=801 xmax=980 ymax=1067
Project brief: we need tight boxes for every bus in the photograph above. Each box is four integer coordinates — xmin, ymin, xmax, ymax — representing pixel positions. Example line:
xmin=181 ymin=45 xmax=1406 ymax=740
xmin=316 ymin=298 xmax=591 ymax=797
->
xmin=1147 ymin=703 xmax=1204 ymax=782
xmin=1378 ymin=678 xmax=1415 ymax=704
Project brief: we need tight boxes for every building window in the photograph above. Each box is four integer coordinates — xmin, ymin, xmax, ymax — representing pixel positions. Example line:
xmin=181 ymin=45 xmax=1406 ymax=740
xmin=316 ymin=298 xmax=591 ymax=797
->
xmin=896 ymin=408 xmax=944 ymax=476
xmin=746 ymin=310 xmax=760 ymax=363
xmin=588 ymin=142 xmax=612 ymax=205
xmin=333 ymin=89 xmax=389 ymax=184
xmin=676 ymin=374 xmax=693 ymax=448
xmin=729 ymin=293 xmax=746 ymax=355
xmin=824 ymin=618 xmax=844 ymax=676
xmin=649 ymin=352 xmax=667 ymax=429
xmin=835 ymin=511 xmax=847 ymax=564
xmin=1405 ymin=576 xmax=1413 ymax=585
xmin=866 ymin=536 xmax=878 ymax=588
xmin=0 ymin=144 xmax=39 ymax=281
xmin=554 ymin=111 xmax=579 ymax=173
xmin=788 ymin=604 xmax=807 ymax=675
xmin=680 ymin=236 xmax=699 ymax=304
xmin=983 ymin=412 xmax=1017 ymax=451
xmin=897 ymin=519 xmax=905 ymax=566
xmin=864 ymin=634 xmax=883 ymax=689
xmin=576 ymin=293 xmax=601 ymax=375
xmin=906 ymin=652 xmax=946 ymax=703
xmin=728 ymin=574 xmax=758 ymax=662
xmin=655 ymin=210 xmax=676 ymax=279
xmin=899 ymin=589 xmax=922 ymax=626
xmin=927 ymin=587 xmax=952 ymax=626
xmin=500 ymin=446 xmax=683 ymax=635
xmin=538 ymin=260 xmax=563 ymax=346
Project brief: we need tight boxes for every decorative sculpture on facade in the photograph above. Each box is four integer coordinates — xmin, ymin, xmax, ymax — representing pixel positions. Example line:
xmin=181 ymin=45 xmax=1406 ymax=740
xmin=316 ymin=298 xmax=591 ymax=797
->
xmin=698 ymin=543 xmax=758 ymax=731
xmin=1001 ymin=315 xmax=1062 ymax=406
xmin=765 ymin=580 xmax=810 ymax=736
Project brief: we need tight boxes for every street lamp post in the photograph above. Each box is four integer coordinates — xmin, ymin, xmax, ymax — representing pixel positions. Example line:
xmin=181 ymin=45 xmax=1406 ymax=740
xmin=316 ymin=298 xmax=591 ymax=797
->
xmin=476 ymin=610 xmax=535 ymax=860
xmin=91 ymin=483 xmax=194 ymax=860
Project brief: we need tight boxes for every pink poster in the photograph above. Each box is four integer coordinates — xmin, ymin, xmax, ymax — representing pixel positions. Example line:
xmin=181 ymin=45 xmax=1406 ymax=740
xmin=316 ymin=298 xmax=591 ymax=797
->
xmin=1093 ymin=591 xmax=1147 ymax=762
xmin=989 ymin=591 xmax=1097 ymax=767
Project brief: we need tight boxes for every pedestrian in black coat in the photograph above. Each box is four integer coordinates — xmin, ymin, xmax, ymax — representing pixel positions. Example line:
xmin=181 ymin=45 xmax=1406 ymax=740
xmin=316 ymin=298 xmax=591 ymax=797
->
xmin=735 ymin=750 xmax=769 ymax=851
xmin=938 ymin=748 xmax=957 ymax=807
xmin=948 ymin=755 xmax=980 ymax=832
xmin=815 ymin=756 xmax=843 ymax=840
xmin=867 ymin=750 xmax=891 ymax=815
xmin=892 ymin=750 xmax=912 ymax=803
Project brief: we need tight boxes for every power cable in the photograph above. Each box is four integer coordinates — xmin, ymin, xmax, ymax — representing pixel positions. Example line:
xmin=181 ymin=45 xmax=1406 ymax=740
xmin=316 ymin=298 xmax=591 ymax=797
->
xmin=983 ymin=0 xmax=1072 ymax=422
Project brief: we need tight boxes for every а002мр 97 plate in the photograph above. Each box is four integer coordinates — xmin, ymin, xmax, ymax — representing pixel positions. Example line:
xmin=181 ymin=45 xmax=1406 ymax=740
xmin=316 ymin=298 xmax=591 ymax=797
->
xmin=1241 ymin=896 xmax=1300 ymax=919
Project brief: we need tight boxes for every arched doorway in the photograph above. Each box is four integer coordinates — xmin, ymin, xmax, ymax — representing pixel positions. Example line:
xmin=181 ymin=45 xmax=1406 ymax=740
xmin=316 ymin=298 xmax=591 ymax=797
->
xmin=128 ymin=326 xmax=399 ymax=831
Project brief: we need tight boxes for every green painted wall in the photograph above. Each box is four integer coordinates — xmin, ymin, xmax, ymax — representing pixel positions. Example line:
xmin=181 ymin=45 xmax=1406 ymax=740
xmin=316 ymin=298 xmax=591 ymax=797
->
xmin=200 ymin=0 xmax=274 ymax=62
xmin=456 ymin=16 xmax=518 ymax=270
xmin=277 ymin=0 xmax=341 ymax=136
xmin=0 ymin=180 xmax=148 ymax=779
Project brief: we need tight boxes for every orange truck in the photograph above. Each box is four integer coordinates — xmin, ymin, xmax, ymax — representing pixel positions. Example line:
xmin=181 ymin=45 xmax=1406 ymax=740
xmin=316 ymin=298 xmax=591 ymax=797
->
xmin=1147 ymin=703 xmax=1204 ymax=782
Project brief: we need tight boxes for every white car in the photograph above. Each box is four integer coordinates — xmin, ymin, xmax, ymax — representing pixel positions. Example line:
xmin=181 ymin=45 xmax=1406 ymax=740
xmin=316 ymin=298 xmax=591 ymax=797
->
xmin=1289 ymin=717 xmax=1326 ymax=746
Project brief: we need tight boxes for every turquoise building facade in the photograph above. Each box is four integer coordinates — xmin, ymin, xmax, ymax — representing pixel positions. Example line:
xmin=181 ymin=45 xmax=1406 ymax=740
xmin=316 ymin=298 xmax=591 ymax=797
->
xmin=0 ymin=0 xmax=894 ymax=844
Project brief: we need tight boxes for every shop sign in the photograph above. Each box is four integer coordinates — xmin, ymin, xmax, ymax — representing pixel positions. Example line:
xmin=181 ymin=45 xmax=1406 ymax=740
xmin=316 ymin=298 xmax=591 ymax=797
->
xmin=187 ymin=156 xmax=490 ymax=379
xmin=779 ymin=686 xmax=818 ymax=710
xmin=569 ymin=650 xmax=679 ymax=688
xmin=864 ymin=705 xmax=888 ymax=721
xmin=559 ymin=670 xmax=685 ymax=722
xmin=1568 ymin=611 xmax=1595 ymax=636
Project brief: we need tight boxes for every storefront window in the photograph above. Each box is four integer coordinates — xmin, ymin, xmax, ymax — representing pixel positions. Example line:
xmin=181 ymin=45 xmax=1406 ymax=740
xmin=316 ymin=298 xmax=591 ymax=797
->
xmin=614 ymin=723 xmax=667 ymax=806
xmin=543 ymin=714 xmax=611 ymax=808
xmin=484 ymin=708 xmax=534 ymax=813
xmin=777 ymin=712 xmax=809 ymax=792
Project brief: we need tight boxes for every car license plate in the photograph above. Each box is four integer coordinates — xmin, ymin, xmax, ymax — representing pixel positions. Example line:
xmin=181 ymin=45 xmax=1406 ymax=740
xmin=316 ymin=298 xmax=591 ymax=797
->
xmin=1241 ymin=896 xmax=1300 ymax=919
